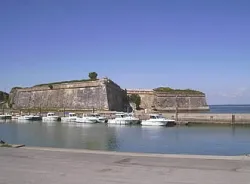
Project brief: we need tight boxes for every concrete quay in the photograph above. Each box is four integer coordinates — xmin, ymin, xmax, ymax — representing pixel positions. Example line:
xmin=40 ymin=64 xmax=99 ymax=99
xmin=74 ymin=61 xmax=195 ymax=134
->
xmin=162 ymin=113 xmax=250 ymax=125
xmin=0 ymin=147 xmax=250 ymax=184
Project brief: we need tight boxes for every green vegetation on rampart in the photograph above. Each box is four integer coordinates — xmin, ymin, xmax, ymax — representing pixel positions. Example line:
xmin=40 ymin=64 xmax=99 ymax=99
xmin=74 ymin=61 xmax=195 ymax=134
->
xmin=153 ymin=87 xmax=204 ymax=95
xmin=34 ymin=72 xmax=99 ymax=87
xmin=33 ymin=79 xmax=98 ymax=87
xmin=11 ymin=87 xmax=22 ymax=90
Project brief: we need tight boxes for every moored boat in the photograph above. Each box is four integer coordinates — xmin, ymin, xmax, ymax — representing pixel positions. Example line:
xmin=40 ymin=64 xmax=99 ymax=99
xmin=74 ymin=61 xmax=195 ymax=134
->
xmin=61 ymin=113 xmax=77 ymax=122
xmin=76 ymin=114 xmax=99 ymax=124
xmin=0 ymin=114 xmax=12 ymax=120
xmin=18 ymin=115 xmax=42 ymax=121
xmin=42 ymin=112 xmax=61 ymax=122
xmin=107 ymin=112 xmax=139 ymax=125
xmin=89 ymin=113 xmax=108 ymax=123
xmin=141 ymin=114 xmax=175 ymax=126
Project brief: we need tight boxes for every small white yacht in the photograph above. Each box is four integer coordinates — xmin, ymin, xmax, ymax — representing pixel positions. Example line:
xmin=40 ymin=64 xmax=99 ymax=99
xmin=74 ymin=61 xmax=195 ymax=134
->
xmin=89 ymin=113 xmax=108 ymax=123
xmin=76 ymin=114 xmax=99 ymax=124
xmin=0 ymin=114 xmax=12 ymax=120
xmin=141 ymin=114 xmax=175 ymax=126
xmin=107 ymin=112 xmax=139 ymax=125
xmin=42 ymin=112 xmax=60 ymax=122
xmin=18 ymin=115 xmax=42 ymax=121
xmin=11 ymin=115 xmax=20 ymax=120
xmin=61 ymin=113 xmax=77 ymax=122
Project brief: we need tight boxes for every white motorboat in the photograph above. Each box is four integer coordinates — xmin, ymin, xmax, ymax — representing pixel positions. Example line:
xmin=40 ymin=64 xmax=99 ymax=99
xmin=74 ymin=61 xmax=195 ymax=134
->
xmin=18 ymin=115 xmax=42 ymax=121
xmin=0 ymin=114 xmax=12 ymax=120
xmin=61 ymin=113 xmax=77 ymax=122
xmin=88 ymin=113 xmax=108 ymax=123
xmin=107 ymin=112 xmax=139 ymax=125
xmin=42 ymin=112 xmax=60 ymax=122
xmin=141 ymin=114 xmax=175 ymax=126
xmin=76 ymin=114 xmax=99 ymax=124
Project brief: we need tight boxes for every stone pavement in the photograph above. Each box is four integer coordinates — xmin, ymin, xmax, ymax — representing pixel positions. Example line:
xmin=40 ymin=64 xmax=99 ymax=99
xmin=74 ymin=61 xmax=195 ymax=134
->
xmin=0 ymin=147 xmax=250 ymax=184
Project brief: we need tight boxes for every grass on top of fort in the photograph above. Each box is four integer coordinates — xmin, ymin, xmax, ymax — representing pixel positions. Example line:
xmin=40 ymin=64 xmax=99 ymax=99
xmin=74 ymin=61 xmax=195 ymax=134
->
xmin=153 ymin=87 xmax=204 ymax=95
xmin=33 ymin=79 xmax=98 ymax=87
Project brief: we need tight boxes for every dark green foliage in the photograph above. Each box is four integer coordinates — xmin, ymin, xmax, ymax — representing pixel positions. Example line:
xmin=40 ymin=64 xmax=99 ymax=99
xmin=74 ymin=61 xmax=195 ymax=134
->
xmin=88 ymin=72 xmax=98 ymax=80
xmin=123 ymin=89 xmax=129 ymax=103
xmin=129 ymin=94 xmax=141 ymax=110
xmin=153 ymin=87 xmax=204 ymax=95
xmin=0 ymin=91 xmax=9 ymax=102
xmin=48 ymin=84 xmax=53 ymax=89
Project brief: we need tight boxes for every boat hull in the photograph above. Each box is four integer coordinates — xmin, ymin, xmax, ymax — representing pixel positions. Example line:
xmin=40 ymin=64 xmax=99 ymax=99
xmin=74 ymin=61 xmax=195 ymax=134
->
xmin=141 ymin=120 xmax=168 ymax=126
xmin=42 ymin=117 xmax=60 ymax=122
xmin=0 ymin=115 xmax=12 ymax=120
xmin=97 ymin=118 xmax=108 ymax=123
xmin=107 ymin=119 xmax=138 ymax=125
xmin=76 ymin=117 xmax=98 ymax=124
xmin=18 ymin=115 xmax=42 ymax=121
xmin=61 ymin=117 xmax=77 ymax=122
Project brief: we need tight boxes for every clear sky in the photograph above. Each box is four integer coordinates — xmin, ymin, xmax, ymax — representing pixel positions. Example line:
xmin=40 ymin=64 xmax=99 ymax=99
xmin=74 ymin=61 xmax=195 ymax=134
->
xmin=0 ymin=0 xmax=250 ymax=105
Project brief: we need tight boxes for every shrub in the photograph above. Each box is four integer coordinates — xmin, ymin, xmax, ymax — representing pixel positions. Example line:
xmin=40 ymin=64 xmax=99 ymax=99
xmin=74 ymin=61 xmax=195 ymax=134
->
xmin=88 ymin=72 xmax=98 ymax=80
xmin=129 ymin=94 xmax=141 ymax=110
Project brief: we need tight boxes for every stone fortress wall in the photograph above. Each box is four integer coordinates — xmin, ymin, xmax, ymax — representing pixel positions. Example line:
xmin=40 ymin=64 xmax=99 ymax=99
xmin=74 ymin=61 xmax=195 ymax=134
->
xmin=127 ymin=89 xmax=209 ymax=112
xmin=9 ymin=78 xmax=209 ymax=112
xmin=10 ymin=78 xmax=127 ymax=111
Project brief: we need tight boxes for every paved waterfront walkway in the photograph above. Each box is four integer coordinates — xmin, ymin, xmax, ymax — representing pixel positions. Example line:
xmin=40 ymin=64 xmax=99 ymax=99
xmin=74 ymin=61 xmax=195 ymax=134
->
xmin=0 ymin=147 xmax=250 ymax=184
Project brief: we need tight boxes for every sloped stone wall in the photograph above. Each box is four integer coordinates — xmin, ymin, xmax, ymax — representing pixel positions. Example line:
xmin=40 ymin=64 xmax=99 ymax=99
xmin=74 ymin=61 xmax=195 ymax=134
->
xmin=10 ymin=79 xmax=126 ymax=111
xmin=127 ymin=90 xmax=209 ymax=112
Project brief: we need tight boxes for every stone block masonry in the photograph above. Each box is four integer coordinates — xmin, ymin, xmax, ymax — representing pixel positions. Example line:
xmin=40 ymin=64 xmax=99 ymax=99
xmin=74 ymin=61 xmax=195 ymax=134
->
xmin=10 ymin=78 xmax=127 ymax=111
xmin=9 ymin=78 xmax=209 ymax=112
xmin=127 ymin=89 xmax=209 ymax=112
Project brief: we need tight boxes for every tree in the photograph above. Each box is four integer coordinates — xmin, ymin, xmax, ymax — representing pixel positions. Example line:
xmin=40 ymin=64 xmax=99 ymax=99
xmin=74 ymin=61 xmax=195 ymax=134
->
xmin=88 ymin=72 xmax=98 ymax=80
xmin=48 ymin=84 xmax=53 ymax=89
xmin=129 ymin=94 xmax=141 ymax=110
xmin=123 ymin=89 xmax=129 ymax=102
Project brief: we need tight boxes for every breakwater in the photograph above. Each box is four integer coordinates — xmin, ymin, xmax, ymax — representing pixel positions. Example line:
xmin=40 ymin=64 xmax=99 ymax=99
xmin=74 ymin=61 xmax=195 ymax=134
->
xmin=162 ymin=113 xmax=250 ymax=124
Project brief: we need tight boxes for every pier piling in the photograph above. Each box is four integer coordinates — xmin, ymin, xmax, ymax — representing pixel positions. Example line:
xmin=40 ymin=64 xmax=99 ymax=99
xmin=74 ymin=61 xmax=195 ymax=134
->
xmin=232 ymin=114 xmax=235 ymax=125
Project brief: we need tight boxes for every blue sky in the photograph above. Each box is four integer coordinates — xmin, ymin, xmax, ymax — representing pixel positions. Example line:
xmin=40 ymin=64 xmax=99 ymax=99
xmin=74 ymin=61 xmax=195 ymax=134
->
xmin=0 ymin=0 xmax=250 ymax=105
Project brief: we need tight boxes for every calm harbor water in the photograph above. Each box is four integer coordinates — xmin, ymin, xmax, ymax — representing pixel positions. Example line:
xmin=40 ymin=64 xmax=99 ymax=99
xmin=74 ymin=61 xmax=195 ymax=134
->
xmin=208 ymin=105 xmax=250 ymax=114
xmin=1 ymin=121 xmax=250 ymax=156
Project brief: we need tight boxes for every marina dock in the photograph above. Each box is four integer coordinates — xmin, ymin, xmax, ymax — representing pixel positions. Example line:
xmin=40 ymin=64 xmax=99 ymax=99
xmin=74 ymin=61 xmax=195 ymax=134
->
xmin=0 ymin=147 xmax=250 ymax=184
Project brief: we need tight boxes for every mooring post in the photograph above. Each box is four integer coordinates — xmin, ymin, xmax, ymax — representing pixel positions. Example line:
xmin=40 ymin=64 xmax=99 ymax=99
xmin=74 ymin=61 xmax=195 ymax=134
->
xmin=232 ymin=114 xmax=235 ymax=125
xmin=175 ymin=95 xmax=179 ymax=123
xmin=39 ymin=106 xmax=42 ymax=115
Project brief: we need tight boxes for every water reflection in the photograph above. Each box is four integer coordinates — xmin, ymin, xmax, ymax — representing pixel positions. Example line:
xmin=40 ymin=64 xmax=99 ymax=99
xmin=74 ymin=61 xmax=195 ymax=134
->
xmin=1 ymin=121 xmax=250 ymax=155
